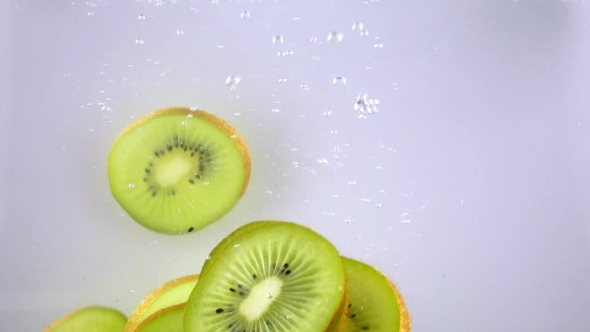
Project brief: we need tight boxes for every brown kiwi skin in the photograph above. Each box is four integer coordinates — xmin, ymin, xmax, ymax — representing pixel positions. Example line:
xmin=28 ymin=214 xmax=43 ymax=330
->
xmin=388 ymin=278 xmax=411 ymax=332
xmin=111 ymin=107 xmax=251 ymax=197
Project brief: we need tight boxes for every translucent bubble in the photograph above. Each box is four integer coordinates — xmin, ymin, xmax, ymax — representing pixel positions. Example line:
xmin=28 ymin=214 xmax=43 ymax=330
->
xmin=225 ymin=75 xmax=241 ymax=90
xmin=135 ymin=38 xmax=144 ymax=44
xmin=266 ymin=292 xmax=273 ymax=299
xmin=181 ymin=121 xmax=187 ymax=126
xmin=333 ymin=77 xmax=346 ymax=85
xmin=360 ymin=30 xmax=369 ymax=37
xmin=278 ymin=77 xmax=287 ymax=83
xmin=352 ymin=22 xmax=364 ymax=31
xmin=176 ymin=29 xmax=184 ymax=35
xmin=138 ymin=14 xmax=146 ymax=20
xmin=186 ymin=114 xmax=194 ymax=118
xmin=271 ymin=109 xmax=281 ymax=113
xmin=241 ymin=10 xmax=250 ymax=18
xmin=272 ymin=35 xmax=284 ymax=44
xmin=128 ymin=183 xmax=135 ymax=188
xmin=233 ymin=244 xmax=241 ymax=248
xmin=374 ymin=43 xmax=384 ymax=49
xmin=354 ymin=94 xmax=380 ymax=118
xmin=327 ymin=31 xmax=343 ymax=43
xmin=300 ymin=83 xmax=309 ymax=90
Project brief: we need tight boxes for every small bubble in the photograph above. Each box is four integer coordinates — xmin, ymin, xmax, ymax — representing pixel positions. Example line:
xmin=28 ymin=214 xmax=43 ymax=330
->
xmin=87 ymin=11 xmax=94 ymax=16
xmin=187 ymin=114 xmax=194 ymax=118
xmin=293 ymin=161 xmax=298 ymax=168
xmin=272 ymin=35 xmax=284 ymax=44
xmin=327 ymin=31 xmax=343 ymax=43
xmin=138 ymin=14 xmax=146 ymax=20
xmin=217 ymin=45 xmax=224 ymax=49
xmin=176 ymin=29 xmax=184 ymax=35
xmin=278 ymin=77 xmax=287 ymax=83
xmin=225 ymin=75 xmax=241 ymax=90
xmin=233 ymin=244 xmax=241 ymax=248
xmin=181 ymin=121 xmax=187 ymax=126
xmin=333 ymin=77 xmax=346 ymax=85
xmin=374 ymin=43 xmax=384 ymax=49
xmin=352 ymin=22 xmax=364 ymax=31
xmin=354 ymin=94 xmax=380 ymax=118
xmin=401 ymin=220 xmax=411 ymax=224
xmin=130 ymin=290 xmax=136 ymax=293
xmin=135 ymin=38 xmax=144 ymax=44
xmin=380 ymin=189 xmax=386 ymax=194
xmin=241 ymin=10 xmax=250 ymax=18
xmin=267 ymin=292 xmax=273 ymax=299
xmin=376 ymin=203 xmax=382 ymax=208
xmin=360 ymin=30 xmax=369 ymax=37
xmin=128 ymin=183 xmax=135 ymax=188
xmin=300 ymin=83 xmax=309 ymax=90
xmin=271 ymin=109 xmax=281 ymax=113
xmin=286 ymin=315 xmax=291 ymax=319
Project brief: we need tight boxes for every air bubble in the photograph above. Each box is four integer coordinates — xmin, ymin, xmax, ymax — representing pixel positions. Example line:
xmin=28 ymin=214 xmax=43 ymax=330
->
xmin=176 ymin=29 xmax=184 ymax=35
xmin=300 ymin=83 xmax=309 ymax=90
xmin=181 ymin=121 xmax=187 ymax=126
xmin=327 ymin=31 xmax=343 ymax=43
xmin=225 ymin=75 xmax=241 ymax=90
xmin=266 ymin=292 xmax=273 ymax=299
xmin=233 ymin=244 xmax=241 ymax=248
xmin=278 ymin=77 xmax=287 ymax=83
xmin=241 ymin=11 xmax=250 ymax=18
xmin=352 ymin=22 xmax=364 ymax=31
xmin=128 ymin=183 xmax=135 ymax=188
xmin=187 ymin=114 xmax=194 ymax=118
xmin=333 ymin=77 xmax=346 ymax=85
xmin=135 ymin=38 xmax=144 ymax=44
xmin=138 ymin=14 xmax=146 ymax=20
xmin=360 ymin=30 xmax=369 ymax=36
xmin=272 ymin=35 xmax=284 ymax=44
xmin=374 ymin=43 xmax=384 ymax=49
xmin=354 ymin=94 xmax=380 ymax=118
xmin=271 ymin=109 xmax=281 ymax=113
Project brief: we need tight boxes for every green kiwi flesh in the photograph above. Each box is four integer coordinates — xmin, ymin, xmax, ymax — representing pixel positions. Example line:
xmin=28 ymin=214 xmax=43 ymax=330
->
xmin=108 ymin=108 xmax=251 ymax=235
xmin=184 ymin=221 xmax=346 ymax=331
xmin=44 ymin=306 xmax=127 ymax=332
xmin=200 ymin=221 xmax=277 ymax=275
xmin=338 ymin=257 xmax=410 ymax=332
xmin=135 ymin=303 xmax=186 ymax=332
xmin=124 ymin=274 xmax=199 ymax=332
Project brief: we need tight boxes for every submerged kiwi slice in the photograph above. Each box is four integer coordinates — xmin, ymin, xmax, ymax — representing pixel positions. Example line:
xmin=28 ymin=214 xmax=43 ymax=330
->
xmin=124 ymin=274 xmax=199 ymax=332
xmin=108 ymin=107 xmax=251 ymax=234
xmin=184 ymin=221 xmax=346 ymax=331
xmin=44 ymin=306 xmax=127 ymax=332
xmin=135 ymin=303 xmax=186 ymax=332
xmin=338 ymin=257 xmax=411 ymax=332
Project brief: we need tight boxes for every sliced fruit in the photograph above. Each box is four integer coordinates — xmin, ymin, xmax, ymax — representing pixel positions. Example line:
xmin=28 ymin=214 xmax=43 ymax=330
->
xmin=108 ymin=107 xmax=251 ymax=235
xmin=184 ymin=221 xmax=346 ymax=332
xmin=135 ymin=303 xmax=185 ymax=332
xmin=124 ymin=274 xmax=199 ymax=332
xmin=44 ymin=306 xmax=126 ymax=332
xmin=200 ymin=220 xmax=276 ymax=275
xmin=338 ymin=257 xmax=411 ymax=332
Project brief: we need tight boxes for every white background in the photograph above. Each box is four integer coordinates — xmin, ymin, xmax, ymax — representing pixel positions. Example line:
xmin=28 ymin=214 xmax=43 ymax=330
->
xmin=1 ymin=1 xmax=590 ymax=331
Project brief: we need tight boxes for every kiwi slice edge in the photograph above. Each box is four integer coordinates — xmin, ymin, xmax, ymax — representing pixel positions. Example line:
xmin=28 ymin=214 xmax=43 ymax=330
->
xmin=124 ymin=274 xmax=199 ymax=332
xmin=134 ymin=303 xmax=186 ymax=332
xmin=44 ymin=306 xmax=127 ymax=332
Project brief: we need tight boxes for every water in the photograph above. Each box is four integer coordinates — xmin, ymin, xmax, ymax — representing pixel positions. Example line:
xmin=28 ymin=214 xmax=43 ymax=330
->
xmin=225 ymin=75 xmax=241 ymax=90
xmin=327 ymin=31 xmax=343 ymax=43
xmin=354 ymin=94 xmax=380 ymax=118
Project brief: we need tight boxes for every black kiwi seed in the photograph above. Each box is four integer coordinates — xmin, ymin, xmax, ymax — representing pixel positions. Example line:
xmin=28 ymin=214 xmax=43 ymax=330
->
xmin=350 ymin=314 xmax=357 ymax=318
xmin=252 ymin=274 xmax=257 ymax=279
xmin=215 ymin=308 xmax=224 ymax=314
xmin=167 ymin=145 xmax=173 ymax=151
xmin=189 ymin=179 xmax=195 ymax=184
xmin=229 ymin=288 xmax=236 ymax=292
xmin=188 ymin=227 xmax=194 ymax=233
xmin=361 ymin=326 xmax=370 ymax=330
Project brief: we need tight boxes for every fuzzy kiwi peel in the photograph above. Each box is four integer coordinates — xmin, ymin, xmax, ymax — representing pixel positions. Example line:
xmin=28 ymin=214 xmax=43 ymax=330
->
xmin=184 ymin=221 xmax=346 ymax=332
xmin=337 ymin=257 xmax=411 ymax=332
xmin=134 ymin=303 xmax=186 ymax=332
xmin=124 ymin=274 xmax=199 ymax=332
xmin=108 ymin=107 xmax=251 ymax=235
xmin=44 ymin=306 xmax=127 ymax=332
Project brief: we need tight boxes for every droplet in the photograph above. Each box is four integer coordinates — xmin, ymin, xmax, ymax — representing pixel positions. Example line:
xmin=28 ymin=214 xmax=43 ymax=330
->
xmin=241 ymin=11 xmax=250 ymax=18
xmin=278 ymin=77 xmax=287 ymax=83
xmin=271 ymin=109 xmax=281 ymax=113
xmin=333 ymin=77 xmax=346 ymax=85
xmin=327 ymin=31 xmax=343 ymax=43
xmin=233 ymin=244 xmax=241 ymax=248
xmin=300 ymin=83 xmax=309 ymax=90
xmin=401 ymin=220 xmax=411 ymax=224
xmin=272 ymin=35 xmax=284 ymax=44
xmin=266 ymin=292 xmax=273 ymax=299
xmin=128 ymin=183 xmax=135 ymax=188
xmin=181 ymin=121 xmax=187 ymax=126
xmin=374 ymin=43 xmax=384 ymax=49
xmin=380 ymin=189 xmax=386 ymax=194
xmin=135 ymin=38 xmax=144 ymax=44
xmin=352 ymin=22 xmax=364 ymax=31
xmin=176 ymin=29 xmax=184 ymax=35
xmin=225 ymin=75 xmax=241 ymax=90
xmin=138 ymin=14 xmax=146 ymax=20
xmin=360 ymin=30 xmax=369 ymax=37
xmin=376 ymin=203 xmax=382 ymax=208
xmin=87 ymin=11 xmax=94 ymax=16
xmin=354 ymin=94 xmax=380 ymax=118
xmin=186 ymin=114 xmax=194 ymax=118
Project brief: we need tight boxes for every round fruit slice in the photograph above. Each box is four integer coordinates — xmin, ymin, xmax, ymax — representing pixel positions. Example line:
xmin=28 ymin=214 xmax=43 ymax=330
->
xmin=184 ymin=221 xmax=346 ymax=332
xmin=108 ymin=107 xmax=251 ymax=235
xmin=338 ymin=257 xmax=411 ymax=332
xmin=44 ymin=306 xmax=127 ymax=332
xmin=124 ymin=274 xmax=199 ymax=332
xmin=135 ymin=303 xmax=186 ymax=332
xmin=200 ymin=220 xmax=276 ymax=275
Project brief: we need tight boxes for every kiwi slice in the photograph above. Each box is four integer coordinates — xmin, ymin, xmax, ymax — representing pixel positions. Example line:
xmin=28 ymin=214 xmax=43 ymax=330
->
xmin=337 ymin=257 xmax=411 ymax=332
xmin=184 ymin=221 xmax=346 ymax=331
xmin=135 ymin=303 xmax=186 ymax=332
xmin=200 ymin=221 xmax=277 ymax=275
xmin=44 ymin=306 xmax=127 ymax=332
xmin=108 ymin=107 xmax=251 ymax=234
xmin=124 ymin=274 xmax=199 ymax=332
